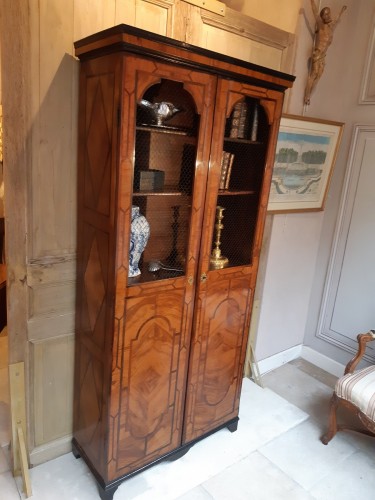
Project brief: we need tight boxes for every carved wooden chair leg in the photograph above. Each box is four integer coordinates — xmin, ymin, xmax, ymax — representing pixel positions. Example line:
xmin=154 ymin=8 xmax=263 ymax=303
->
xmin=321 ymin=393 xmax=339 ymax=445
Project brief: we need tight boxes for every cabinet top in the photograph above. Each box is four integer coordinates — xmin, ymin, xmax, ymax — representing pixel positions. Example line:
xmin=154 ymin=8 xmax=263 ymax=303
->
xmin=74 ymin=24 xmax=294 ymax=92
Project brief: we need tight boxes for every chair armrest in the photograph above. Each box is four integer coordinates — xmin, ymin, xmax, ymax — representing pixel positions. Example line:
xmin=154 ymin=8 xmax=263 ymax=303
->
xmin=344 ymin=330 xmax=375 ymax=375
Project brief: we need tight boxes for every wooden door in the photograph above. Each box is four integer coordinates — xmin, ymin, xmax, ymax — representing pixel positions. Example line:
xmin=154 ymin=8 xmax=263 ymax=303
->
xmin=183 ymin=79 xmax=283 ymax=442
xmin=108 ymin=56 xmax=216 ymax=479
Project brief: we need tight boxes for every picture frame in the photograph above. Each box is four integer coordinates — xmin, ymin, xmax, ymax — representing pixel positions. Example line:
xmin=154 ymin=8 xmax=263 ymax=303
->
xmin=267 ymin=114 xmax=344 ymax=213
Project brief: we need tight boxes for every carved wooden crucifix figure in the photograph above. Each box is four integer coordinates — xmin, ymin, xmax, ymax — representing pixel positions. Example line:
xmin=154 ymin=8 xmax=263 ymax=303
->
xmin=304 ymin=1 xmax=347 ymax=105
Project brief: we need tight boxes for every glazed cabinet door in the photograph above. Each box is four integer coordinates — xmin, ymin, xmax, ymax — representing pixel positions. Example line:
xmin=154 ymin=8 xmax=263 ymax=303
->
xmin=183 ymin=79 xmax=284 ymax=442
xmin=108 ymin=56 xmax=216 ymax=479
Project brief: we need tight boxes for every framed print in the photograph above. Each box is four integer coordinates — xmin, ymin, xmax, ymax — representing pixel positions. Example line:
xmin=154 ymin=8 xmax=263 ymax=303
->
xmin=267 ymin=115 xmax=344 ymax=213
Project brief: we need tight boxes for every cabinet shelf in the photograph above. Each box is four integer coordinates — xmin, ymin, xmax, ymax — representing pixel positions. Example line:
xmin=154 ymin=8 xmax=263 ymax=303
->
xmin=218 ymin=189 xmax=256 ymax=196
xmin=136 ymin=124 xmax=194 ymax=136
xmin=133 ymin=188 xmax=190 ymax=196
xmin=128 ymin=264 xmax=184 ymax=285
xmin=224 ymin=137 xmax=262 ymax=145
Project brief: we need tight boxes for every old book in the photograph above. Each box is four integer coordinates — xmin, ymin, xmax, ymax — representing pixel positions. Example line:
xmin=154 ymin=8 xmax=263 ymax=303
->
xmin=237 ymin=101 xmax=248 ymax=139
xmin=229 ymin=101 xmax=242 ymax=138
xmin=219 ymin=151 xmax=231 ymax=189
xmin=250 ymin=103 xmax=259 ymax=141
xmin=224 ymin=153 xmax=235 ymax=189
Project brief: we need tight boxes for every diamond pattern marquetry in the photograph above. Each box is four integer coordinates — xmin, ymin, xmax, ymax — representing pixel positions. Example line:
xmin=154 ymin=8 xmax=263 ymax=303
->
xmin=138 ymin=366 xmax=161 ymax=396
xmin=84 ymin=236 xmax=106 ymax=333
xmin=184 ymin=274 xmax=251 ymax=442
xmin=127 ymin=321 xmax=173 ymax=438
xmin=203 ymin=299 xmax=241 ymax=406
xmin=78 ymin=346 xmax=103 ymax=459
xmin=86 ymin=80 xmax=111 ymax=209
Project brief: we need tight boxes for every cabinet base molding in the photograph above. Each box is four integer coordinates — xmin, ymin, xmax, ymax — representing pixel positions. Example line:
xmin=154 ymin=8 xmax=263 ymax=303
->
xmin=72 ymin=417 xmax=239 ymax=500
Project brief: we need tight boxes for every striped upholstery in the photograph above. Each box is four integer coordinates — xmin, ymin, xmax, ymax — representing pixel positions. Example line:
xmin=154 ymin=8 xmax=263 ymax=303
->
xmin=336 ymin=366 xmax=375 ymax=421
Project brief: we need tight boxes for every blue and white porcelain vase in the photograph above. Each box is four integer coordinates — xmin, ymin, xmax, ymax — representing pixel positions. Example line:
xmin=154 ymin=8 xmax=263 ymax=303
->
xmin=129 ymin=206 xmax=150 ymax=277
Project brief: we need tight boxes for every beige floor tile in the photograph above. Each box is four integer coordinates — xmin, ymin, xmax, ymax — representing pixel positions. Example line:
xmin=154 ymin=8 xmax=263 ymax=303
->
xmin=177 ymin=486 xmax=213 ymax=499
xmin=289 ymin=358 xmax=338 ymax=389
xmin=200 ymin=451 xmax=314 ymax=500
xmin=309 ymin=449 xmax=375 ymax=499
xmin=262 ymin=362 xmax=335 ymax=426
xmin=259 ymin=418 xmax=357 ymax=490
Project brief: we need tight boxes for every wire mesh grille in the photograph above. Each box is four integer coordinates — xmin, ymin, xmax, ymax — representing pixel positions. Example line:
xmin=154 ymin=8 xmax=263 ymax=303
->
xmin=130 ymin=80 xmax=198 ymax=282
xmin=129 ymin=83 xmax=270 ymax=279
xmin=211 ymin=97 xmax=269 ymax=269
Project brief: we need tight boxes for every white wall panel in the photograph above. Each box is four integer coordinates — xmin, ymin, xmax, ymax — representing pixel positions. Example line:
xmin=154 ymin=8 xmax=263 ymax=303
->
xmin=318 ymin=126 xmax=375 ymax=357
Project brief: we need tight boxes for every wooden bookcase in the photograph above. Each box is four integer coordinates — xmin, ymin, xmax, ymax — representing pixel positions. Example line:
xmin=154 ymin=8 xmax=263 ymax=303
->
xmin=73 ymin=24 xmax=294 ymax=500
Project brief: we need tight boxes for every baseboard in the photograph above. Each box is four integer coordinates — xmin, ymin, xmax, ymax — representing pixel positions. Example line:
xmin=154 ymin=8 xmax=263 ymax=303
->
xmin=29 ymin=434 xmax=72 ymax=466
xmin=301 ymin=346 xmax=345 ymax=377
xmin=257 ymin=345 xmax=302 ymax=375
xmin=256 ymin=344 xmax=346 ymax=377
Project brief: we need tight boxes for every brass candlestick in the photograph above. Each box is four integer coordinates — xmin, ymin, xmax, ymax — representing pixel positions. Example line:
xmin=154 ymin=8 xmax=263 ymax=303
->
xmin=210 ymin=206 xmax=229 ymax=269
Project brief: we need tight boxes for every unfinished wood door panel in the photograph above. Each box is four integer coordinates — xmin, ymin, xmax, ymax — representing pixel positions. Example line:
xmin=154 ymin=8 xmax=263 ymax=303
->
xmin=32 ymin=0 xmax=77 ymax=258
xmin=33 ymin=335 xmax=75 ymax=445
xmin=186 ymin=6 xmax=294 ymax=72
xmin=134 ymin=0 xmax=174 ymax=36
xmin=73 ymin=0 xmax=117 ymax=40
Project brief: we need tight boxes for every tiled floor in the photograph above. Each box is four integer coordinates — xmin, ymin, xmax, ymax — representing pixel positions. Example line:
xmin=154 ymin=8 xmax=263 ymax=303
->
xmin=1 ymin=358 xmax=375 ymax=499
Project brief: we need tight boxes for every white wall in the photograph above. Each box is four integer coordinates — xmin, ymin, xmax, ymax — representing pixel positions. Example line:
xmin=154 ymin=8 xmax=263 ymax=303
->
xmin=255 ymin=0 xmax=375 ymax=366
xmin=255 ymin=212 xmax=323 ymax=360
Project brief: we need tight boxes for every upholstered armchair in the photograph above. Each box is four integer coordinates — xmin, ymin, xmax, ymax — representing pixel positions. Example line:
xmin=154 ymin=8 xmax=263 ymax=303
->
xmin=322 ymin=330 xmax=375 ymax=444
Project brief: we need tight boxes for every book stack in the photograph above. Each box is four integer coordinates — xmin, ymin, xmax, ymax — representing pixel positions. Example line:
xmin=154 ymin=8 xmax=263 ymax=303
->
xmin=230 ymin=101 xmax=248 ymax=139
xmin=219 ymin=151 xmax=235 ymax=190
